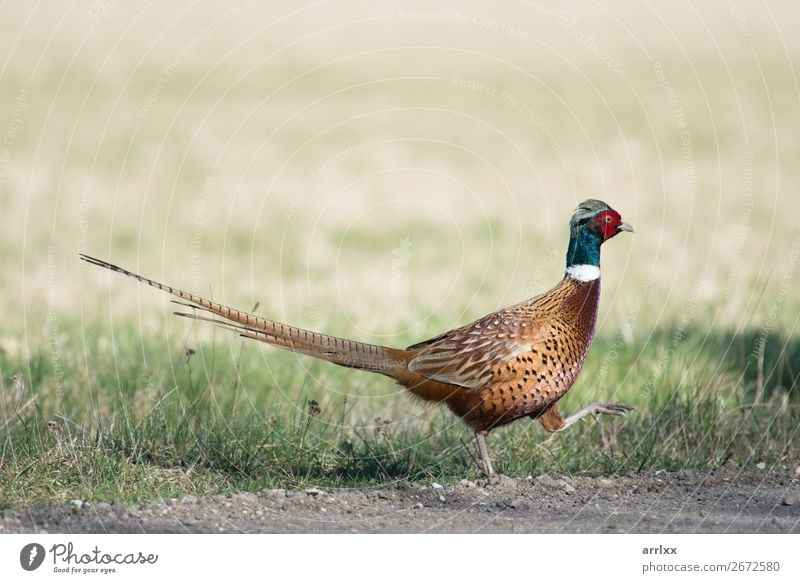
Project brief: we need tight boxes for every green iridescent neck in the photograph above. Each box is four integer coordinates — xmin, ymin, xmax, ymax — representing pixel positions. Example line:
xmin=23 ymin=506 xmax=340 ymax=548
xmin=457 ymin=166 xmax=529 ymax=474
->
xmin=566 ymin=227 xmax=603 ymax=268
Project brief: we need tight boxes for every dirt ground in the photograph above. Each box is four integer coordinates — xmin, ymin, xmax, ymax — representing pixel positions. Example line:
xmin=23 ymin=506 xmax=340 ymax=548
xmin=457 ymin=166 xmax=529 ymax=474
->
xmin=2 ymin=468 xmax=798 ymax=534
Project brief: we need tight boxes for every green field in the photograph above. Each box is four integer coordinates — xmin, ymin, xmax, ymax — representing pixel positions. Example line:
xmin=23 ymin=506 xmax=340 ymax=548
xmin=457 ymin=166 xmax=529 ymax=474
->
xmin=1 ymin=1 xmax=798 ymax=507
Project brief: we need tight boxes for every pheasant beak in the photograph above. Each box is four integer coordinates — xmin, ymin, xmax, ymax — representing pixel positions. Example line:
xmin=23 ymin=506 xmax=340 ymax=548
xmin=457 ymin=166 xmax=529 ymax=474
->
xmin=617 ymin=221 xmax=634 ymax=234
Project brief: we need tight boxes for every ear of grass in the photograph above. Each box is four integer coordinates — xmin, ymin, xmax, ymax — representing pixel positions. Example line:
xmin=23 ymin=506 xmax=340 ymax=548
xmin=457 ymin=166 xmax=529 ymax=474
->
xmin=1 ymin=326 xmax=798 ymax=507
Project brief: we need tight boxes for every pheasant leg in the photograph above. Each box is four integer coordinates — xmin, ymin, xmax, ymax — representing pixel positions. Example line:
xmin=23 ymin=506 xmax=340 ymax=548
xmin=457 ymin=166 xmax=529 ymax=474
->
xmin=475 ymin=432 xmax=495 ymax=477
xmin=557 ymin=401 xmax=634 ymax=432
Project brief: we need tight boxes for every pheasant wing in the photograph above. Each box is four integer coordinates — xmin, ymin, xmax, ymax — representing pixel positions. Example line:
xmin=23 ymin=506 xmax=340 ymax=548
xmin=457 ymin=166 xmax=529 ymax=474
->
xmin=407 ymin=306 xmax=549 ymax=389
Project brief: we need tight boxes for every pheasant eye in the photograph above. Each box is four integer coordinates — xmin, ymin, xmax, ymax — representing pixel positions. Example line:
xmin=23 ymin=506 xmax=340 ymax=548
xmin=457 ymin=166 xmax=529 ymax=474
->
xmin=604 ymin=215 xmax=613 ymax=223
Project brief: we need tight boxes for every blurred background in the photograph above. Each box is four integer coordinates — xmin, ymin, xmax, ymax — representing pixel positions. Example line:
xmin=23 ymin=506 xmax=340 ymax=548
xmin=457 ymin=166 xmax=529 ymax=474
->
xmin=0 ymin=1 xmax=798 ymax=487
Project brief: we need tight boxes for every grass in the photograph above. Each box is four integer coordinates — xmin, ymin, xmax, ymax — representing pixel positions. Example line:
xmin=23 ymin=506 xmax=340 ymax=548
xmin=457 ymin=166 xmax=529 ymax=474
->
xmin=1 ymin=1 xmax=799 ymax=508
xmin=1 ymin=323 xmax=797 ymax=508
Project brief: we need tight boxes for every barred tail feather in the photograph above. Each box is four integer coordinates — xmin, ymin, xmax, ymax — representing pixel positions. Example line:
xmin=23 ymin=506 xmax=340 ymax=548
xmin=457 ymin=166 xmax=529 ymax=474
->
xmin=173 ymin=310 xmax=408 ymax=374
xmin=79 ymin=254 xmax=409 ymax=376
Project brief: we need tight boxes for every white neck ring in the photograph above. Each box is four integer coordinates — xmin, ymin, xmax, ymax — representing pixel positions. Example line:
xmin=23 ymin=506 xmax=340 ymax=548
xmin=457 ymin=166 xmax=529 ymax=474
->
xmin=566 ymin=264 xmax=600 ymax=281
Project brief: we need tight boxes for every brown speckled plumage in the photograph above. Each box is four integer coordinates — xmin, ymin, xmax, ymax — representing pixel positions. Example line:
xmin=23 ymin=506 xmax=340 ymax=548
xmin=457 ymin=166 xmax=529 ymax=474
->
xmin=400 ymin=275 xmax=600 ymax=433
xmin=80 ymin=199 xmax=634 ymax=475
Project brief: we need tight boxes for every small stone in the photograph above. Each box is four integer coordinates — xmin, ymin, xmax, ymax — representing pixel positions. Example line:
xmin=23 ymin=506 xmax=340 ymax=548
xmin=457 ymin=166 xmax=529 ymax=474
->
xmin=432 ymin=482 xmax=444 ymax=491
xmin=69 ymin=499 xmax=84 ymax=510
xmin=489 ymin=474 xmax=518 ymax=488
xmin=438 ymin=494 xmax=446 ymax=502
xmin=95 ymin=502 xmax=113 ymax=513
xmin=793 ymin=465 xmax=800 ymax=477
xmin=537 ymin=474 xmax=556 ymax=488
xmin=756 ymin=462 xmax=767 ymax=470
xmin=458 ymin=479 xmax=476 ymax=488
xmin=537 ymin=474 xmax=574 ymax=492
xmin=499 ymin=474 xmax=518 ymax=487
xmin=781 ymin=496 xmax=796 ymax=506
xmin=1 ymin=510 xmax=19 ymax=522
xmin=413 ymin=502 xmax=423 ymax=509
xmin=396 ymin=480 xmax=412 ymax=490
xmin=305 ymin=487 xmax=324 ymax=497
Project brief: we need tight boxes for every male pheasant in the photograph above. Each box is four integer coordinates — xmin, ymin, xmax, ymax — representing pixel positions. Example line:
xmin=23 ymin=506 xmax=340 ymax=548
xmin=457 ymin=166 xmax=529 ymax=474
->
xmin=80 ymin=199 xmax=633 ymax=476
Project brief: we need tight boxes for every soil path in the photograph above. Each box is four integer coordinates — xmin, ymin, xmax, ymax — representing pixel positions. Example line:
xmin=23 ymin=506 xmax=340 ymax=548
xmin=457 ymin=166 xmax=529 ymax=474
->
xmin=2 ymin=468 xmax=798 ymax=534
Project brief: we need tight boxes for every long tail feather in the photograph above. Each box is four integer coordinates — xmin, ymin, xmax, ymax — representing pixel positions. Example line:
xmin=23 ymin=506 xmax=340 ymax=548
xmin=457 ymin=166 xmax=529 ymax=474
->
xmin=80 ymin=254 xmax=409 ymax=375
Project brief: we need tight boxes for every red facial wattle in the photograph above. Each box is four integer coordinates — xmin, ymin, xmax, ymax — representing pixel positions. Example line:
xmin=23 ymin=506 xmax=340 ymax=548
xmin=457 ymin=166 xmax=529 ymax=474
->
xmin=595 ymin=210 xmax=621 ymax=239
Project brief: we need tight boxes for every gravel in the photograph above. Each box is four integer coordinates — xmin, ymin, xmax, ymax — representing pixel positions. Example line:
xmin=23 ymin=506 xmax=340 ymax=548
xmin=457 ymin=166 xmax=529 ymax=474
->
xmin=1 ymin=467 xmax=797 ymax=534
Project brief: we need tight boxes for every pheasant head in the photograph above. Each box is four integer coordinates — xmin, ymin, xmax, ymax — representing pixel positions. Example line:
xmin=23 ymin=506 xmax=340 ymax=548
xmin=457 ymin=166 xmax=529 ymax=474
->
xmin=565 ymin=199 xmax=633 ymax=281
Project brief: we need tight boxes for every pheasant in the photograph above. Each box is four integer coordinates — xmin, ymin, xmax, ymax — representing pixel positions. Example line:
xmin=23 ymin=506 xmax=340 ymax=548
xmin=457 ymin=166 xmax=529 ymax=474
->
xmin=80 ymin=199 xmax=633 ymax=476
